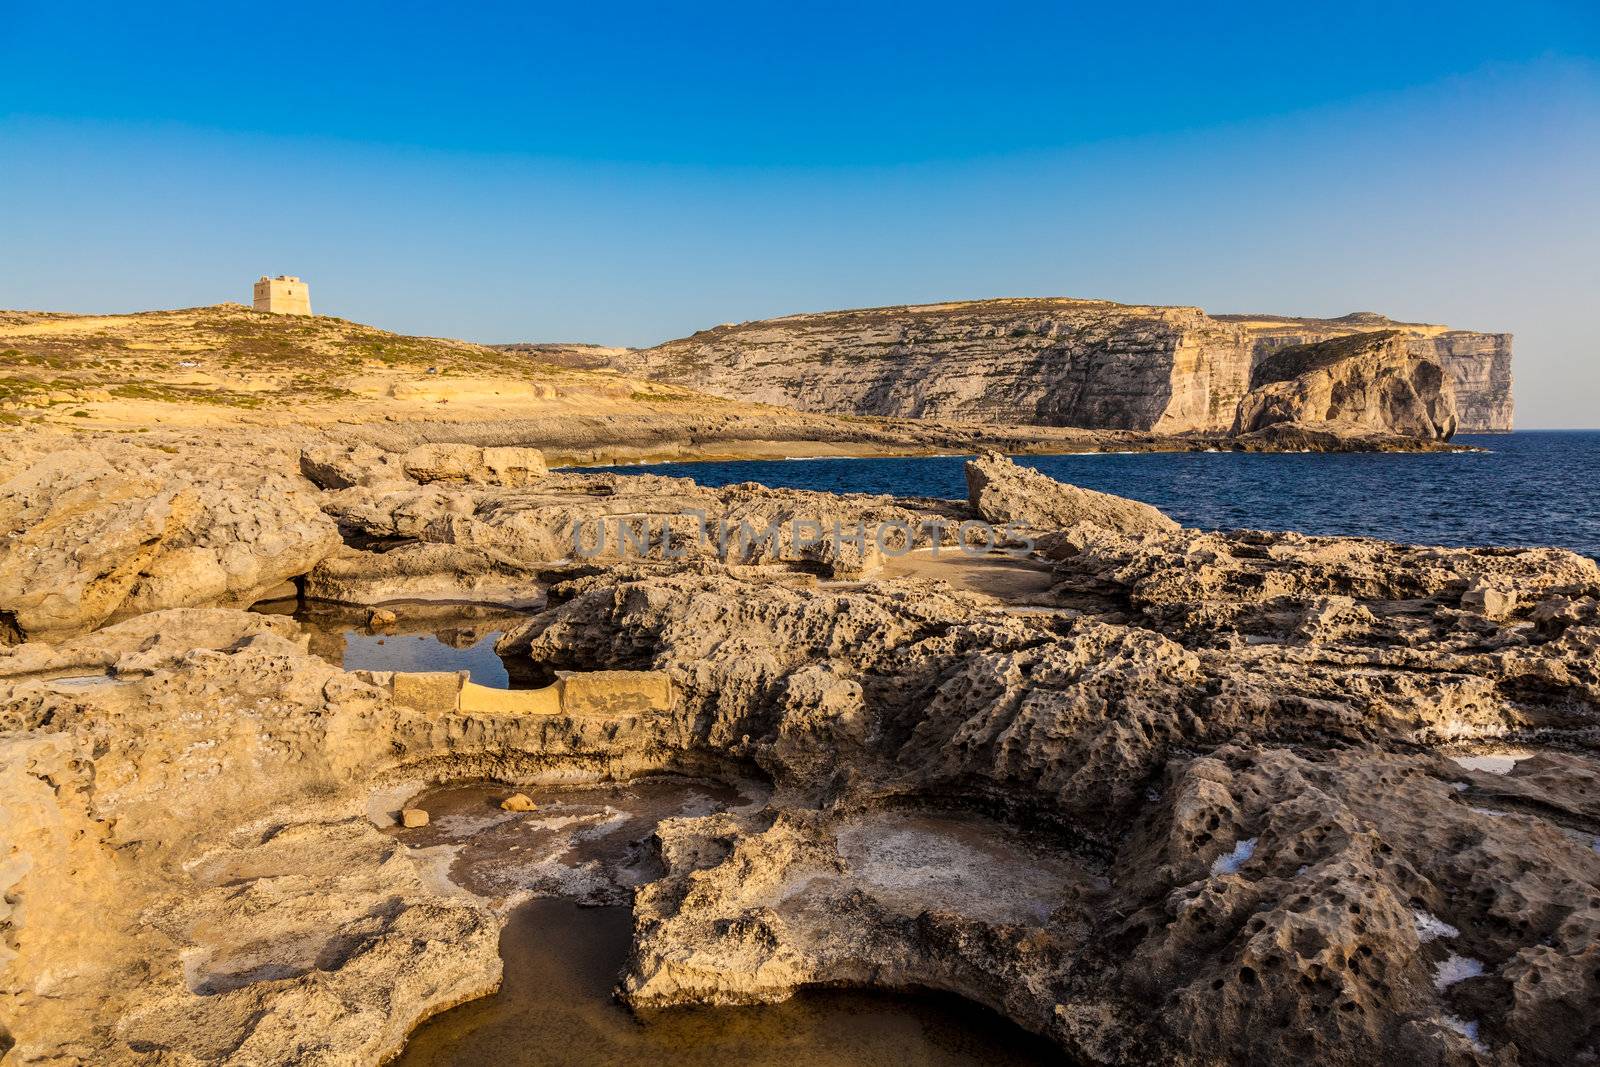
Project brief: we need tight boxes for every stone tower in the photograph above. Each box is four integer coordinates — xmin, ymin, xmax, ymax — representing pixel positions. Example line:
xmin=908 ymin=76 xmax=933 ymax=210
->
xmin=253 ymin=275 xmax=313 ymax=316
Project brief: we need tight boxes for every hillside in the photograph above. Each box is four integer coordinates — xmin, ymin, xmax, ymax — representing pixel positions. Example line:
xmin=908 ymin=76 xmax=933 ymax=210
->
xmin=0 ymin=304 xmax=1241 ymax=464
xmin=0 ymin=303 xmax=665 ymax=431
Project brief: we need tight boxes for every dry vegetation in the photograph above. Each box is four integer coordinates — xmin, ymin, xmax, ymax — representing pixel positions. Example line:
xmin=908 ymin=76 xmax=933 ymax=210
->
xmin=0 ymin=303 xmax=700 ymax=430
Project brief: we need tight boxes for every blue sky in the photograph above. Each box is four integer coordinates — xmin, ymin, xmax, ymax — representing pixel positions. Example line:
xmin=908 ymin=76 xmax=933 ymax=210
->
xmin=2 ymin=1 xmax=1597 ymax=425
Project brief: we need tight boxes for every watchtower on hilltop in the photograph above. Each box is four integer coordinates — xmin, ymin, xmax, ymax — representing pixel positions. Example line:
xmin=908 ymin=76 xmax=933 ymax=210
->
xmin=253 ymin=275 xmax=313 ymax=316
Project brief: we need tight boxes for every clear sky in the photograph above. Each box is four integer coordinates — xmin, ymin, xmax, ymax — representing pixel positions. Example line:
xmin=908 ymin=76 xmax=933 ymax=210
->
xmin=2 ymin=1 xmax=1597 ymax=426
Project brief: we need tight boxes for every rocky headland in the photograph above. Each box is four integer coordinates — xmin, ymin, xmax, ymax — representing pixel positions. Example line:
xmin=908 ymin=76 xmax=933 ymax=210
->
xmin=1218 ymin=311 xmax=1514 ymax=433
xmin=1 ymin=418 xmax=1595 ymax=1065
xmin=0 ymin=303 xmax=1472 ymax=460
xmin=1234 ymin=330 xmax=1459 ymax=441
xmin=532 ymin=297 xmax=1511 ymax=436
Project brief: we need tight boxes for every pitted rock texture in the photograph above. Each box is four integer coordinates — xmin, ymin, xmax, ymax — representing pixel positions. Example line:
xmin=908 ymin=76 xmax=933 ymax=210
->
xmin=1234 ymin=330 xmax=1458 ymax=440
xmin=0 ymin=606 xmax=729 ymax=1065
xmin=499 ymin=514 xmax=1600 ymax=1064
xmin=1 ymin=447 xmax=1593 ymax=1066
xmin=0 ymin=612 xmax=507 ymax=1065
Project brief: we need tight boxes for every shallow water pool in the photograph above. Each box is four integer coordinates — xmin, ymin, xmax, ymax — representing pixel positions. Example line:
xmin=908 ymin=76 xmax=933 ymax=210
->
xmin=390 ymin=779 xmax=1061 ymax=1067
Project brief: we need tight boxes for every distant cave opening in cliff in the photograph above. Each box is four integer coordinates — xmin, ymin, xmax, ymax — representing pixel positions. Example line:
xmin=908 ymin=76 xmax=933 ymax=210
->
xmin=0 ymin=611 xmax=21 ymax=647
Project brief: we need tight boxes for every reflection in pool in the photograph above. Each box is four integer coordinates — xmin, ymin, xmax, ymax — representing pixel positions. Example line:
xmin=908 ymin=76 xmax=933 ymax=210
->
xmin=253 ymin=601 xmax=541 ymax=687
xmin=395 ymin=898 xmax=1060 ymax=1067
xmin=390 ymin=779 xmax=1060 ymax=1067
xmin=336 ymin=628 xmax=511 ymax=686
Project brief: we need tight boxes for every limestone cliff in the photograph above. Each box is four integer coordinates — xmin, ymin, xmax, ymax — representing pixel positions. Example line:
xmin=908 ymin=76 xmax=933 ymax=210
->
xmin=536 ymin=298 xmax=1510 ymax=436
xmin=1218 ymin=311 xmax=1513 ymax=432
xmin=1233 ymin=330 xmax=1459 ymax=440
xmin=598 ymin=298 xmax=1255 ymax=433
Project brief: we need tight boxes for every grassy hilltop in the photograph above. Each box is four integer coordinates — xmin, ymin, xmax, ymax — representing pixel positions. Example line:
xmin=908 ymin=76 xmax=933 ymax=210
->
xmin=0 ymin=303 xmax=699 ymax=431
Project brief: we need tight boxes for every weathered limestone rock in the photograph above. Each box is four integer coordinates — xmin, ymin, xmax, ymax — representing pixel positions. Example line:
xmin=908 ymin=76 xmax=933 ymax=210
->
xmin=500 ymin=792 xmax=537 ymax=812
xmin=1462 ymin=576 xmax=1518 ymax=619
xmin=299 ymin=442 xmax=410 ymax=489
xmin=965 ymin=451 xmax=1179 ymax=536
xmin=0 ymin=445 xmax=341 ymax=638
xmin=522 ymin=299 xmax=1508 ymax=436
xmin=2 ymin=444 xmax=1595 ymax=1067
xmin=305 ymin=543 xmax=540 ymax=607
xmin=400 ymin=807 xmax=429 ymax=827
xmin=317 ymin=465 xmax=964 ymax=580
xmin=502 ymin=541 xmax=1600 ymax=1064
xmin=585 ymin=298 xmax=1255 ymax=432
xmin=399 ymin=443 xmax=548 ymax=486
xmin=1220 ymin=311 xmax=1514 ymax=432
xmin=0 ymin=613 xmax=509 ymax=1065
xmin=1233 ymin=330 xmax=1458 ymax=440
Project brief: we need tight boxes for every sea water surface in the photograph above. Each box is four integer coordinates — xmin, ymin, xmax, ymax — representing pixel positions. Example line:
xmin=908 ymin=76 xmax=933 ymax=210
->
xmin=580 ymin=432 xmax=1600 ymax=559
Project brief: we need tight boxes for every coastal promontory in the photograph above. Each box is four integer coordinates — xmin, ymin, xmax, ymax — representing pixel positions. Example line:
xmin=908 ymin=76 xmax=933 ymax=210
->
xmin=535 ymin=297 xmax=1510 ymax=435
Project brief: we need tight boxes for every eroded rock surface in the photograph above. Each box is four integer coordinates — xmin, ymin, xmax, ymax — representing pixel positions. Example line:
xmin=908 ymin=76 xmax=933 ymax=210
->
xmin=531 ymin=298 xmax=1509 ymax=436
xmin=966 ymin=450 xmax=1179 ymax=537
xmin=587 ymin=298 xmax=1256 ymax=432
xmin=0 ymin=444 xmax=340 ymax=639
xmin=497 ymin=514 xmax=1600 ymax=1063
xmin=1235 ymin=330 xmax=1459 ymax=440
xmin=1220 ymin=311 xmax=1514 ymax=432
xmin=1 ymin=445 xmax=1595 ymax=1066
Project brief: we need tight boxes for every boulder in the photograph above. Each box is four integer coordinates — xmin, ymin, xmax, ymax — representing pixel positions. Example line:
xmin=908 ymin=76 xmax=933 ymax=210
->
xmin=481 ymin=446 xmax=550 ymax=484
xmin=400 ymin=808 xmax=429 ymax=828
xmin=0 ymin=449 xmax=341 ymax=638
xmin=299 ymin=443 xmax=410 ymax=490
xmin=400 ymin=443 xmax=548 ymax=486
xmin=1462 ymin=576 xmax=1518 ymax=619
xmin=304 ymin=543 xmax=540 ymax=608
xmin=964 ymin=451 xmax=1178 ymax=537
xmin=500 ymin=793 xmax=537 ymax=812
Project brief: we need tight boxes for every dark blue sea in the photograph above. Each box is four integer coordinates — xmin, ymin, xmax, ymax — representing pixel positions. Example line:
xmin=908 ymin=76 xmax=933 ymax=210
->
xmin=578 ymin=432 xmax=1600 ymax=560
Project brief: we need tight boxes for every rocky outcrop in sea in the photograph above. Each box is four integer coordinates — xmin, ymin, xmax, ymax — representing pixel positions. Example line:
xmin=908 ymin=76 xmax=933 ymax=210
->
xmin=1234 ymin=329 xmax=1459 ymax=440
xmin=1220 ymin=311 xmax=1514 ymax=432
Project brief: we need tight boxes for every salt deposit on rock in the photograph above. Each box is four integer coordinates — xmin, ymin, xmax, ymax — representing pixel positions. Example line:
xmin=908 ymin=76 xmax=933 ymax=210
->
xmin=3 ymin=437 xmax=1599 ymax=1066
xmin=1209 ymin=837 xmax=1258 ymax=876
xmin=1434 ymin=954 xmax=1486 ymax=991
xmin=1412 ymin=910 xmax=1460 ymax=942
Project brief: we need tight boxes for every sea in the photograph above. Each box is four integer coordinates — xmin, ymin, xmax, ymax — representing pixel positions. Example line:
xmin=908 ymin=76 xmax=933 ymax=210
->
xmin=578 ymin=431 xmax=1600 ymax=561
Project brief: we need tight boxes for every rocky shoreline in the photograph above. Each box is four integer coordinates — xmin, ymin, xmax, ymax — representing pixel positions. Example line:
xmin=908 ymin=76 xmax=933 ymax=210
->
xmin=2 ymin=432 xmax=1595 ymax=1065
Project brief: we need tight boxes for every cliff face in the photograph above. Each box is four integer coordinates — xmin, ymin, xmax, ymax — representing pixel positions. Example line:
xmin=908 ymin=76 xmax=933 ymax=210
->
xmin=612 ymin=299 xmax=1254 ymax=433
xmin=1233 ymin=330 xmax=1458 ymax=440
xmin=505 ymin=299 xmax=1510 ymax=438
xmin=1218 ymin=312 xmax=1513 ymax=431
